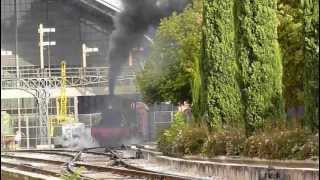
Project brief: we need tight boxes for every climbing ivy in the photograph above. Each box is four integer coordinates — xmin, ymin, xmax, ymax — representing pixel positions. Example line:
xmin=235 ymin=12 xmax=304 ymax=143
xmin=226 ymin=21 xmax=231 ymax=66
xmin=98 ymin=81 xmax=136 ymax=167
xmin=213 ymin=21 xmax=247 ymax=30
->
xmin=303 ymin=0 xmax=319 ymax=132
xmin=235 ymin=0 xmax=285 ymax=135
xmin=203 ymin=0 xmax=243 ymax=128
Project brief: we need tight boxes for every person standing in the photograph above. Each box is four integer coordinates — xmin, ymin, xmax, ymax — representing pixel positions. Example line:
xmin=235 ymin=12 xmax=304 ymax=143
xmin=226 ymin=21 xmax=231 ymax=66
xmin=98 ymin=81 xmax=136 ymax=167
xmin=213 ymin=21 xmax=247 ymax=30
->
xmin=14 ymin=130 xmax=24 ymax=150
xmin=182 ymin=101 xmax=192 ymax=122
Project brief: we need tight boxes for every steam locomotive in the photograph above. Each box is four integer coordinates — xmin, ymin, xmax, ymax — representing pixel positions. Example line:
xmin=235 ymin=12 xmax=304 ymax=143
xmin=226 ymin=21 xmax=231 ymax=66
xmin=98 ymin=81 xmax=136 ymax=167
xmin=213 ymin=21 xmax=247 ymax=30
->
xmin=88 ymin=95 xmax=147 ymax=146
xmin=91 ymin=105 xmax=132 ymax=146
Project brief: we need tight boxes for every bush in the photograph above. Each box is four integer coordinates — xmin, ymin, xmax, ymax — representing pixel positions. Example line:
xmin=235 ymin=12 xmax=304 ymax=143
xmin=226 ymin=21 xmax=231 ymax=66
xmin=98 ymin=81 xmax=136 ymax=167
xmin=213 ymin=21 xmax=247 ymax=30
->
xmin=243 ymin=128 xmax=319 ymax=160
xmin=176 ymin=124 xmax=207 ymax=155
xmin=202 ymin=128 xmax=246 ymax=157
xmin=158 ymin=113 xmax=207 ymax=156
xmin=158 ymin=119 xmax=319 ymax=160
xmin=157 ymin=112 xmax=186 ymax=156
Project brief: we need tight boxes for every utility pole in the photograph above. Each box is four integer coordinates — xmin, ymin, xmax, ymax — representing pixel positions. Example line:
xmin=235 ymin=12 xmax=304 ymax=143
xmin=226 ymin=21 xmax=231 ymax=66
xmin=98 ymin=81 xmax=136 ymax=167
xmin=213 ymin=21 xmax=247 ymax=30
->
xmin=38 ymin=24 xmax=56 ymax=70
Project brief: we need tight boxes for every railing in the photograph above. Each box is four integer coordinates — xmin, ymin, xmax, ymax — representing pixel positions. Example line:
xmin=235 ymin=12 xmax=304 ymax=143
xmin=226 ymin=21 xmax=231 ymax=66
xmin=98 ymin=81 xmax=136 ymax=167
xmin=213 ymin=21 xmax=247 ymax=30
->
xmin=1 ymin=66 xmax=135 ymax=79
xmin=1 ymin=65 xmax=137 ymax=89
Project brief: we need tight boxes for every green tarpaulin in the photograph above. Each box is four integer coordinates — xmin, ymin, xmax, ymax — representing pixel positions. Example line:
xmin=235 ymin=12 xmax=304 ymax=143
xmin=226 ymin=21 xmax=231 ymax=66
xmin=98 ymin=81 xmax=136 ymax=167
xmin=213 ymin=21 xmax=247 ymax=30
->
xmin=1 ymin=111 xmax=14 ymax=136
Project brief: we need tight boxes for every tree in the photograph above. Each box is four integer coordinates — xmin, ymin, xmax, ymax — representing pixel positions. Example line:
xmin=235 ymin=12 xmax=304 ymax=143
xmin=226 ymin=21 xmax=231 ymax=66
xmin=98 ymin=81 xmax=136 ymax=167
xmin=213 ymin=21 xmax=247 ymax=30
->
xmin=277 ymin=1 xmax=304 ymax=111
xmin=137 ymin=1 xmax=202 ymax=106
xmin=303 ymin=0 xmax=319 ymax=132
xmin=235 ymin=0 xmax=285 ymax=135
xmin=202 ymin=0 xmax=243 ymax=128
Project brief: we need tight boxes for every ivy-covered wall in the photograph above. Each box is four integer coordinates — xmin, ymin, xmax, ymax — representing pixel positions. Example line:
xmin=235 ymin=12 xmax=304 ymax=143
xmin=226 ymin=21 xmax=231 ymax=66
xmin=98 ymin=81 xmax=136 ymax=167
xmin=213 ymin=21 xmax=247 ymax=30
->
xmin=303 ymin=0 xmax=319 ymax=132
xmin=203 ymin=0 xmax=243 ymax=128
xmin=235 ymin=0 xmax=284 ymax=135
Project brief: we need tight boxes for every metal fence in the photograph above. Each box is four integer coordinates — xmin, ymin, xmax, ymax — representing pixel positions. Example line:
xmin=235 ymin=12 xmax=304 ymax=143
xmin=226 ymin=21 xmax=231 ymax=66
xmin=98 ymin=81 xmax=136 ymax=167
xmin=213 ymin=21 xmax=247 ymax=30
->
xmin=149 ymin=111 xmax=174 ymax=141
xmin=148 ymin=103 xmax=177 ymax=141
xmin=1 ymin=113 xmax=103 ymax=149
xmin=1 ymin=104 xmax=177 ymax=148
xmin=2 ymin=114 xmax=44 ymax=149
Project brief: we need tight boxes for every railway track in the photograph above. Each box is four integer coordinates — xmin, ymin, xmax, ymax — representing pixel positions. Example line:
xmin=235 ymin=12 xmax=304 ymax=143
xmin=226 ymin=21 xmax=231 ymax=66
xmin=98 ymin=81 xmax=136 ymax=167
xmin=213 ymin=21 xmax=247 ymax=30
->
xmin=1 ymin=147 xmax=198 ymax=180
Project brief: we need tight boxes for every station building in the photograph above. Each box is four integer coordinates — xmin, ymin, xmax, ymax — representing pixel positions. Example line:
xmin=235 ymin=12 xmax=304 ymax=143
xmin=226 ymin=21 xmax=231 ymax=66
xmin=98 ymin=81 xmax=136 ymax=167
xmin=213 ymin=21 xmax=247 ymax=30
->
xmin=1 ymin=0 xmax=143 ymax=148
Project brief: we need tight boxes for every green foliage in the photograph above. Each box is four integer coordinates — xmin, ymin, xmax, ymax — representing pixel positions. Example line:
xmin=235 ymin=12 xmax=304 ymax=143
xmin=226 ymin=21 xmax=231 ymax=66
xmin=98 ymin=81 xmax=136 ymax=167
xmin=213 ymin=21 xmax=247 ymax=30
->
xmin=157 ymin=112 xmax=187 ymax=155
xmin=243 ymin=127 xmax=319 ymax=160
xmin=60 ymin=167 xmax=86 ymax=180
xmin=203 ymin=0 xmax=243 ymax=128
xmin=158 ymin=121 xmax=319 ymax=160
xmin=202 ymin=128 xmax=246 ymax=157
xmin=176 ymin=123 xmax=207 ymax=155
xmin=158 ymin=118 xmax=208 ymax=156
xmin=156 ymin=0 xmax=319 ymax=161
xmin=303 ymin=0 xmax=319 ymax=132
xmin=235 ymin=0 xmax=285 ymax=135
xmin=136 ymin=1 xmax=202 ymax=105
xmin=277 ymin=1 xmax=305 ymax=109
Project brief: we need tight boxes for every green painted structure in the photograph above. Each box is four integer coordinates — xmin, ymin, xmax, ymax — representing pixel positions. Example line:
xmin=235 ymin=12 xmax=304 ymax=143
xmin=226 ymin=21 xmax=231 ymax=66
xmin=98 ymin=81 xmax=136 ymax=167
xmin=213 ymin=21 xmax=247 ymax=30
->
xmin=1 ymin=111 xmax=14 ymax=136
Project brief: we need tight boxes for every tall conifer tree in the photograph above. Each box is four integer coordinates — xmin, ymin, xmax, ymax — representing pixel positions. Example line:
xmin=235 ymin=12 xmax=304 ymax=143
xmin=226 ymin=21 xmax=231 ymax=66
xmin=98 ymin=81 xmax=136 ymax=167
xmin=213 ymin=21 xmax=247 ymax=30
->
xmin=303 ymin=0 xmax=319 ymax=132
xmin=203 ymin=0 xmax=243 ymax=128
xmin=235 ymin=0 xmax=284 ymax=135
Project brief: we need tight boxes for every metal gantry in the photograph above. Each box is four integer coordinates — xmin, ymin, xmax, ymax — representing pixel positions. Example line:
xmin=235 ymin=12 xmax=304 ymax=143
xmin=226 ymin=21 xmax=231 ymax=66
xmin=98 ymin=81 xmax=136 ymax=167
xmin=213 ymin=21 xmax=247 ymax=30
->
xmin=1 ymin=66 xmax=136 ymax=89
xmin=3 ymin=86 xmax=51 ymax=145
xmin=1 ymin=65 xmax=136 ymax=145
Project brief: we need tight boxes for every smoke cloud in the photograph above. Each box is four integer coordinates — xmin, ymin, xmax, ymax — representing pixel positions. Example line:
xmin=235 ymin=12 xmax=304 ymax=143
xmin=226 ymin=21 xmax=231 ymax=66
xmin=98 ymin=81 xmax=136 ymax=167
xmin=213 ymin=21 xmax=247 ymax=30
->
xmin=61 ymin=127 xmax=99 ymax=150
xmin=108 ymin=0 xmax=190 ymax=95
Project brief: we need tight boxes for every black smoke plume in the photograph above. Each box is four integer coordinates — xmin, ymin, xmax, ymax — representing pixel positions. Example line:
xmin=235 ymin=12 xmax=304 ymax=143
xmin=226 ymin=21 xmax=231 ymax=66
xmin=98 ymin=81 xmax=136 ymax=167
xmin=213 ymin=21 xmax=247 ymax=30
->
xmin=108 ymin=0 xmax=190 ymax=95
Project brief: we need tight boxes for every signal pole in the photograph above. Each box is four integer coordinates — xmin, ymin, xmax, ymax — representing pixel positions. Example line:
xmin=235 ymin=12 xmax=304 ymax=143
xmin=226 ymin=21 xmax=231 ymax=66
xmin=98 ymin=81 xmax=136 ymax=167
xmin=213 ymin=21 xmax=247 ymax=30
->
xmin=38 ymin=24 xmax=56 ymax=71
xmin=82 ymin=43 xmax=99 ymax=68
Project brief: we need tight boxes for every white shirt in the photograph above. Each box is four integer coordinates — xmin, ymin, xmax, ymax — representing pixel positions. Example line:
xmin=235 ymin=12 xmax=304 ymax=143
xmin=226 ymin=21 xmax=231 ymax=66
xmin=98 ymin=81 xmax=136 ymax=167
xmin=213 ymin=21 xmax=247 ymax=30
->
xmin=15 ymin=131 xmax=22 ymax=141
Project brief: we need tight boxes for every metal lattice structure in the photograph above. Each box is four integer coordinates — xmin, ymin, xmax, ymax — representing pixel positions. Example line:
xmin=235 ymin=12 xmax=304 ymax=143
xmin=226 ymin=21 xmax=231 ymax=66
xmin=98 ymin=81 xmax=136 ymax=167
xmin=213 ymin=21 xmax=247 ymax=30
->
xmin=5 ymin=86 xmax=51 ymax=145
xmin=1 ymin=65 xmax=136 ymax=145
xmin=1 ymin=66 xmax=136 ymax=89
xmin=36 ymin=87 xmax=50 ymax=145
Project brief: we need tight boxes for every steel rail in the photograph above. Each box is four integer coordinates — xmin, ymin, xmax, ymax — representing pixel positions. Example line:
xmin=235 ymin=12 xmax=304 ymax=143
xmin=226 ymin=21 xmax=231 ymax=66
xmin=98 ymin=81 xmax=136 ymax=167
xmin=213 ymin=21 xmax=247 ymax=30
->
xmin=1 ymin=161 xmax=60 ymax=177
xmin=1 ymin=147 xmax=197 ymax=180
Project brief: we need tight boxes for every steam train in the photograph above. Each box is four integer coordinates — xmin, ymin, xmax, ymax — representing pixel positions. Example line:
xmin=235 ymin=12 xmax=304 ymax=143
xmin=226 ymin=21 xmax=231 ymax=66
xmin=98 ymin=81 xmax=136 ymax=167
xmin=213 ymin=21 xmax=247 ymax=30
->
xmin=91 ymin=106 xmax=133 ymax=146
xmin=52 ymin=95 xmax=148 ymax=148
xmin=88 ymin=96 xmax=149 ymax=146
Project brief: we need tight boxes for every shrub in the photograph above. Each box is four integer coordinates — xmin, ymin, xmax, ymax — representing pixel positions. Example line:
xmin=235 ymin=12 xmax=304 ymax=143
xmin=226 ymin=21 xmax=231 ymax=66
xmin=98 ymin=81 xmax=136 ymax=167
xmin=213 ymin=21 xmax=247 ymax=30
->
xmin=157 ymin=112 xmax=186 ymax=156
xmin=243 ymin=128 xmax=319 ymax=160
xmin=158 ymin=118 xmax=319 ymax=160
xmin=176 ymin=123 xmax=207 ymax=155
xmin=202 ymin=128 xmax=246 ymax=157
